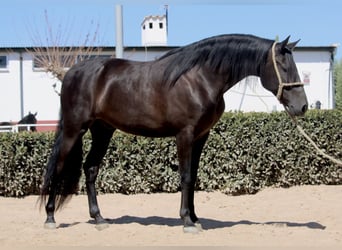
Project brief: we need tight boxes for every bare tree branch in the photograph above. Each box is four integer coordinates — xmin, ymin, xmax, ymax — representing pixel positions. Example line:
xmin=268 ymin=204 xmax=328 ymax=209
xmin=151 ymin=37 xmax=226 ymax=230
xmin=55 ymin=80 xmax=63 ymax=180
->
xmin=26 ymin=10 xmax=103 ymax=82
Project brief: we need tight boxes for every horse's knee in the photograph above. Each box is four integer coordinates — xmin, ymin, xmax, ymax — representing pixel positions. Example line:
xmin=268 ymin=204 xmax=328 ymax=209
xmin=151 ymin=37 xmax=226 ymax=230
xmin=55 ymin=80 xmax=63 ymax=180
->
xmin=180 ymin=172 xmax=194 ymax=188
xmin=84 ymin=166 xmax=99 ymax=182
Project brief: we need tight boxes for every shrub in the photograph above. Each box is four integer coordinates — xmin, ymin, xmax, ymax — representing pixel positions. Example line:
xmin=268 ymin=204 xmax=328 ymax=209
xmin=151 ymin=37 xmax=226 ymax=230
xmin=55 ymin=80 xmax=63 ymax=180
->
xmin=0 ymin=132 xmax=53 ymax=196
xmin=0 ymin=110 xmax=341 ymax=197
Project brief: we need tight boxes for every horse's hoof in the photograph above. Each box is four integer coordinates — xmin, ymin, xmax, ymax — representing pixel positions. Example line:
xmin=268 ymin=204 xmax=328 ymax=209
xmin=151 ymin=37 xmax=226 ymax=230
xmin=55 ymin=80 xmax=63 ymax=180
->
xmin=183 ymin=226 xmax=200 ymax=234
xmin=195 ymin=222 xmax=203 ymax=231
xmin=95 ymin=222 xmax=109 ymax=231
xmin=44 ymin=222 xmax=57 ymax=229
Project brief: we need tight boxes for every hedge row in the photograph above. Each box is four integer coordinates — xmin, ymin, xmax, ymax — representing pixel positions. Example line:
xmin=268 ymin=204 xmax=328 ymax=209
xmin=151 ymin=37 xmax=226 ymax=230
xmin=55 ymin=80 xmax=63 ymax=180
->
xmin=0 ymin=110 xmax=341 ymax=197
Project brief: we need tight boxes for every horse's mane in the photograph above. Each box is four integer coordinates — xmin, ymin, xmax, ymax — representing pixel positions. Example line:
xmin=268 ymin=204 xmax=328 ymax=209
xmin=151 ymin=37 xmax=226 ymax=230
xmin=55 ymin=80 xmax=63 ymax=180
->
xmin=158 ymin=34 xmax=274 ymax=86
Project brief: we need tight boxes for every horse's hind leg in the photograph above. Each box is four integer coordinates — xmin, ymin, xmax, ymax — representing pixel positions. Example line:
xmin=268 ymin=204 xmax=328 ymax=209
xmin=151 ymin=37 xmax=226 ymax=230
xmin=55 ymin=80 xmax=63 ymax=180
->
xmin=83 ymin=120 xmax=114 ymax=229
xmin=44 ymin=130 xmax=84 ymax=229
xmin=44 ymin=180 xmax=58 ymax=228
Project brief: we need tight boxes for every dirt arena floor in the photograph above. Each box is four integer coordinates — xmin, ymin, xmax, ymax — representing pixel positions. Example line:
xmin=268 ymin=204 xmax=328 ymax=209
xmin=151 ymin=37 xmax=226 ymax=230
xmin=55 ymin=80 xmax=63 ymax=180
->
xmin=0 ymin=185 xmax=341 ymax=249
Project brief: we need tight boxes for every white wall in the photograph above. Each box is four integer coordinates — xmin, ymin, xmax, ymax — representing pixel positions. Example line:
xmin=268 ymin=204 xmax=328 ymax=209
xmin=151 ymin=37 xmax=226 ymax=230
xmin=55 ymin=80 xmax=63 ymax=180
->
xmin=124 ymin=49 xmax=167 ymax=62
xmin=0 ymin=52 xmax=21 ymax=121
xmin=223 ymin=50 xmax=333 ymax=112
xmin=0 ymin=49 xmax=179 ymax=122
xmin=294 ymin=51 xmax=333 ymax=109
xmin=224 ymin=76 xmax=283 ymax=113
xmin=22 ymin=53 xmax=61 ymax=121
xmin=0 ymin=52 xmax=61 ymax=122
xmin=0 ymin=48 xmax=334 ymax=122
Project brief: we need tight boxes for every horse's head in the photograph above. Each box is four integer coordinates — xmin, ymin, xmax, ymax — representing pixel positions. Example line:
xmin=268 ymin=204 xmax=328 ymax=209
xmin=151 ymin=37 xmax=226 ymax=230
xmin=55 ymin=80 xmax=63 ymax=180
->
xmin=18 ymin=112 xmax=37 ymax=132
xmin=260 ymin=36 xmax=308 ymax=116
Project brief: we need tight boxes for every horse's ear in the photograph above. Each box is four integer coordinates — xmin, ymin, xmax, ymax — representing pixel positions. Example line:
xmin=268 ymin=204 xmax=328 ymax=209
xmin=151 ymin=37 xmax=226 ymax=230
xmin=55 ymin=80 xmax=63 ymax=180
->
xmin=280 ymin=36 xmax=291 ymax=48
xmin=286 ymin=39 xmax=300 ymax=51
xmin=279 ymin=36 xmax=294 ymax=54
xmin=34 ymin=112 xmax=37 ymax=117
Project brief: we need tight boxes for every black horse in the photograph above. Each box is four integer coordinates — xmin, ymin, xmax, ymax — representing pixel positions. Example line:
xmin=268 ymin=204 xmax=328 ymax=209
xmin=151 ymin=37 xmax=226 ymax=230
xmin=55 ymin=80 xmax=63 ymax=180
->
xmin=0 ymin=112 xmax=37 ymax=132
xmin=41 ymin=34 xmax=308 ymax=233
xmin=17 ymin=112 xmax=37 ymax=132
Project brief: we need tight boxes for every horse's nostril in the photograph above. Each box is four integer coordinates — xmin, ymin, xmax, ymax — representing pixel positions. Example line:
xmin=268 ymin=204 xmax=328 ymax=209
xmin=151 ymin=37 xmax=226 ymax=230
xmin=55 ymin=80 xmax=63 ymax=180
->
xmin=302 ymin=104 xmax=308 ymax=113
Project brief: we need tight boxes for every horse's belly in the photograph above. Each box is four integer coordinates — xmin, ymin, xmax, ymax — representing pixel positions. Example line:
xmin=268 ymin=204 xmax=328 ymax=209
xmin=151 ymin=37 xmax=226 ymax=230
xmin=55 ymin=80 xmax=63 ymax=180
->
xmin=115 ymin=122 xmax=178 ymax=138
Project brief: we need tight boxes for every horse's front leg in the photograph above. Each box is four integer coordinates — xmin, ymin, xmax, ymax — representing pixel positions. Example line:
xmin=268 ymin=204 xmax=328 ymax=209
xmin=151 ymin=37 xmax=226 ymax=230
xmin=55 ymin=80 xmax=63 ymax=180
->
xmin=188 ymin=132 xmax=210 ymax=231
xmin=176 ymin=129 xmax=205 ymax=233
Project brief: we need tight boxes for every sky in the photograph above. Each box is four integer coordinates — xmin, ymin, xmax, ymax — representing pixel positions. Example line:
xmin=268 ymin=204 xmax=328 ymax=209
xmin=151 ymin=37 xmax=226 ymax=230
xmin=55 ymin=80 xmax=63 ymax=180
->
xmin=1 ymin=0 xmax=342 ymax=59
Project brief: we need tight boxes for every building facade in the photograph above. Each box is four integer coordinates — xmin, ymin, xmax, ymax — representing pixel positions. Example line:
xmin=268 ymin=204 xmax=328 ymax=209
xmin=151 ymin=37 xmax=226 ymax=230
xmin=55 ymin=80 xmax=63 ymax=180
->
xmin=0 ymin=44 xmax=337 ymax=130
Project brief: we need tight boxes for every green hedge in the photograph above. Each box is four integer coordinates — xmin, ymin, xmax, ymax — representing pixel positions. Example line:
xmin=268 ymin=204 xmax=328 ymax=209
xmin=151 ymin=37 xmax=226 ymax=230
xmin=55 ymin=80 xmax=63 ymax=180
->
xmin=0 ymin=110 xmax=341 ymax=197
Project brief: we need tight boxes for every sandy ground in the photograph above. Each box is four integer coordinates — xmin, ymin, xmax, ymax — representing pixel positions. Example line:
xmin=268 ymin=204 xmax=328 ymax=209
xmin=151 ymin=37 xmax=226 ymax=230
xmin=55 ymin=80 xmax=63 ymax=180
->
xmin=0 ymin=185 xmax=341 ymax=248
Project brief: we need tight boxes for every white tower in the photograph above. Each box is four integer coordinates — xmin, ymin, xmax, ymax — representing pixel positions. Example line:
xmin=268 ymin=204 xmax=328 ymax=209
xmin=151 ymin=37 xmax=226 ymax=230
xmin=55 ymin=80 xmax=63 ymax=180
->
xmin=141 ymin=15 xmax=167 ymax=46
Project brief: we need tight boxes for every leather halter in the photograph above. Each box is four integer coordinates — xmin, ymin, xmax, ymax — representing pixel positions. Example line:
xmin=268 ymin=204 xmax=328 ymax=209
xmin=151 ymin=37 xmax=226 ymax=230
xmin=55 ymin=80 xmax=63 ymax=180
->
xmin=271 ymin=42 xmax=304 ymax=101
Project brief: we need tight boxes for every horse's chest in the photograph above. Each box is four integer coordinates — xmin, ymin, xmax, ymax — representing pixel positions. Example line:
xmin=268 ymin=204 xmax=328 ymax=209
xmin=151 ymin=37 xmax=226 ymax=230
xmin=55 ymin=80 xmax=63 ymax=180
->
xmin=192 ymin=97 xmax=225 ymax=137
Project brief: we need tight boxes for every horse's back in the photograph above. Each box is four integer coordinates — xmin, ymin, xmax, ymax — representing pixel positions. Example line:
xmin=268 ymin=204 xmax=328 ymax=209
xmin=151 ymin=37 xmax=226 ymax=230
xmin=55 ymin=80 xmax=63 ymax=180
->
xmin=63 ymin=58 xmax=109 ymax=86
xmin=61 ymin=57 xmax=175 ymax=135
xmin=62 ymin=57 xmax=135 ymax=88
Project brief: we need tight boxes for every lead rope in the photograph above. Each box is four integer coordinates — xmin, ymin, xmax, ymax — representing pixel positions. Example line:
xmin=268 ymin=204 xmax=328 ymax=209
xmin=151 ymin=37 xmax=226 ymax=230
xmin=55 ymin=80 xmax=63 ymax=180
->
xmin=271 ymin=42 xmax=342 ymax=166
xmin=289 ymin=114 xmax=342 ymax=166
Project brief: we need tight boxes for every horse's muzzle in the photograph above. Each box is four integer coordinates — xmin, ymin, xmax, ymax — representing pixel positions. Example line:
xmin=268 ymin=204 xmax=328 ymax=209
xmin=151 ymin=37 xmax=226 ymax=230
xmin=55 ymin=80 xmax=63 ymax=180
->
xmin=285 ymin=103 xmax=308 ymax=117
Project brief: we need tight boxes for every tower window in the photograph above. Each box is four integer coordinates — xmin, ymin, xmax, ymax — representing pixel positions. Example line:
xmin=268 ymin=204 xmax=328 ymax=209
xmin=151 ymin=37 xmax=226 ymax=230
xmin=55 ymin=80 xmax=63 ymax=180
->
xmin=159 ymin=22 xmax=163 ymax=29
xmin=0 ymin=55 xmax=7 ymax=69
xmin=149 ymin=22 xmax=153 ymax=29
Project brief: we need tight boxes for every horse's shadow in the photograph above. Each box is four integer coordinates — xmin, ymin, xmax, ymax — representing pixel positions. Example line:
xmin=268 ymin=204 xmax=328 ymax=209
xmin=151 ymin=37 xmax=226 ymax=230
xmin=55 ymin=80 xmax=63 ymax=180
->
xmin=83 ymin=216 xmax=325 ymax=230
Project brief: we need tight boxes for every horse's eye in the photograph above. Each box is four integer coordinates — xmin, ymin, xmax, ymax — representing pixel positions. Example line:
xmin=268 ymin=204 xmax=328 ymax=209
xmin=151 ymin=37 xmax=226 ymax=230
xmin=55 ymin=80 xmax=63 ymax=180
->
xmin=279 ymin=63 xmax=288 ymax=73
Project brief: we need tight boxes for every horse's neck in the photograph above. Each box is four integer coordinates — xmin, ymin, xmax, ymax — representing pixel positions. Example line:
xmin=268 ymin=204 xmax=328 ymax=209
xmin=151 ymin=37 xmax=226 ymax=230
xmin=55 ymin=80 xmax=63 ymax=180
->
xmin=222 ymin=58 xmax=262 ymax=93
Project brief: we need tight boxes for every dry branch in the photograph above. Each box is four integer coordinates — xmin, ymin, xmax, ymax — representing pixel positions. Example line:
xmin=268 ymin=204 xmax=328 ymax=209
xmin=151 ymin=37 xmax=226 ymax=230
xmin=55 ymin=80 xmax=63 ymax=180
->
xmin=26 ymin=10 xmax=103 ymax=82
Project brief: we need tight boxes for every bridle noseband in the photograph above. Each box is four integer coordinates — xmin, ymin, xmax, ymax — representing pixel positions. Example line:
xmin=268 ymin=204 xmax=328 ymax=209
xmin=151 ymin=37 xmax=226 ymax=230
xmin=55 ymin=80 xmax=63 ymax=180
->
xmin=271 ymin=42 xmax=304 ymax=101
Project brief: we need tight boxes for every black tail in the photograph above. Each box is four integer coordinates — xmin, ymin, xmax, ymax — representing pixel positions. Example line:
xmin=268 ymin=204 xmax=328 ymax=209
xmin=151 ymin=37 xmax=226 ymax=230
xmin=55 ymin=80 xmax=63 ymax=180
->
xmin=40 ymin=115 xmax=83 ymax=210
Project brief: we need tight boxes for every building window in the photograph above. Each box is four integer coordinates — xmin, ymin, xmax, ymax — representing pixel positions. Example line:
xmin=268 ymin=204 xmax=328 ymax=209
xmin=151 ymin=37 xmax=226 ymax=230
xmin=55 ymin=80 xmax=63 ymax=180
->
xmin=142 ymin=24 xmax=145 ymax=30
xmin=33 ymin=55 xmax=76 ymax=71
xmin=0 ymin=55 xmax=8 ymax=69
xmin=159 ymin=22 xmax=163 ymax=29
xmin=149 ymin=22 xmax=153 ymax=29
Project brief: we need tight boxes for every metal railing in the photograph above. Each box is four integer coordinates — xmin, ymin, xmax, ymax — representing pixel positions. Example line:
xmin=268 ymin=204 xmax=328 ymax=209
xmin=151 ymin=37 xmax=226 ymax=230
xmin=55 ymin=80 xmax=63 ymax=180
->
xmin=0 ymin=123 xmax=58 ymax=133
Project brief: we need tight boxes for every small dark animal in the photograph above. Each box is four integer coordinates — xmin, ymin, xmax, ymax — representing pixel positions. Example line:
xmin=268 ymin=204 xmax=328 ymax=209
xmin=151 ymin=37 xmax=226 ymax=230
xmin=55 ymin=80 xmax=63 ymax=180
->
xmin=0 ymin=112 xmax=37 ymax=132
xmin=40 ymin=34 xmax=308 ymax=233
xmin=18 ymin=112 xmax=37 ymax=132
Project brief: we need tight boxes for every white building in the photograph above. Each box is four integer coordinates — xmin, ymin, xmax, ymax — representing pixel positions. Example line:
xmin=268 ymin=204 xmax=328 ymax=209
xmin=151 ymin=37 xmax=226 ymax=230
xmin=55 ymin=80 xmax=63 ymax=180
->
xmin=0 ymin=44 xmax=337 ymax=131
xmin=141 ymin=15 xmax=167 ymax=46
xmin=0 ymin=46 xmax=174 ymax=129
